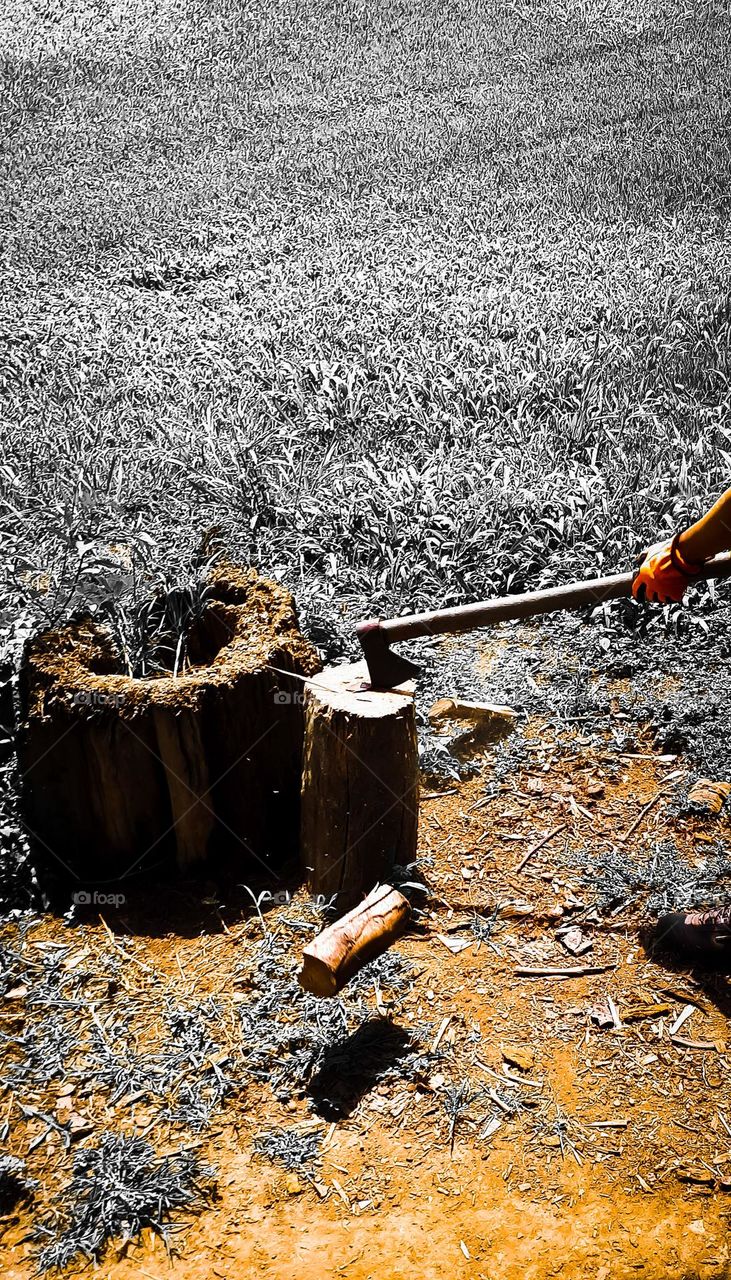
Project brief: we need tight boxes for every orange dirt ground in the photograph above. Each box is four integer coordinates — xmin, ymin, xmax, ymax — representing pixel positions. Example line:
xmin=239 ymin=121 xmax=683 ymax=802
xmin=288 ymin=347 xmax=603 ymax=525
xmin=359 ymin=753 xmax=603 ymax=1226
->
xmin=3 ymin=712 xmax=731 ymax=1279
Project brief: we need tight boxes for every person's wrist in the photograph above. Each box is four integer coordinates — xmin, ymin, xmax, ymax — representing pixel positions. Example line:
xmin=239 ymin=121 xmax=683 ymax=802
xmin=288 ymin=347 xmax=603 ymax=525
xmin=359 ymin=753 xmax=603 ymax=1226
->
xmin=672 ymin=532 xmax=703 ymax=575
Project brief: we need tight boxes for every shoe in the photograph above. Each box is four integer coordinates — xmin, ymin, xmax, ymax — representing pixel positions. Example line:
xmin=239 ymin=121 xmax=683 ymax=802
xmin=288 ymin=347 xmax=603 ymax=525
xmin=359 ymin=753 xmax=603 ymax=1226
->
xmin=653 ymin=905 xmax=731 ymax=961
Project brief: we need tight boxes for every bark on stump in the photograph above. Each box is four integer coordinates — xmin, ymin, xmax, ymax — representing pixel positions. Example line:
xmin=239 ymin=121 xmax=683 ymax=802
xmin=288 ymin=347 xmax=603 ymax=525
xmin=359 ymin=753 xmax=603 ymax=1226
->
xmin=300 ymin=660 xmax=419 ymax=911
xmin=17 ymin=563 xmax=321 ymax=886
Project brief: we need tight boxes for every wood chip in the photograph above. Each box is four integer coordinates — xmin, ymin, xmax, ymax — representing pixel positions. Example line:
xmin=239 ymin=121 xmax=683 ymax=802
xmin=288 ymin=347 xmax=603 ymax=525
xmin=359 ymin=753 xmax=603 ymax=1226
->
xmin=669 ymin=1005 xmax=695 ymax=1037
xmin=502 ymin=1066 xmax=544 ymax=1089
xmin=331 ymin=1178 xmax=350 ymax=1208
xmin=321 ymin=1122 xmax=337 ymax=1153
xmin=618 ymin=792 xmax=665 ymax=843
xmin=688 ymin=778 xmax=731 ymax=814
xmin=475 ymin=1061 xmax=543 ymax=1090
xmin=480 ymin=1116 xmax=502 ymax=1139
xmin=487 ymin=1089 xmax=514 ymax=1115
xmin=501 ymin=1044 xmax=535 ymax=1073
xmin=672 ymin=1037 xmax=725 ymax=1052
xmin=677 ymin=1168 xmax=716 ymax=1186
xmin=435 ymin=933 xmax=472 ymax=955
xmin=515 ymin=824 xmax=566 ymax=873
xmin=459 ymin=1241 xmax=471 ymax=1260
xmin=661 ymin=986 xmax=710 ymax=1013
xmin=606 ymin=996 xmax=622 ymax=1030
xmin=559 ymin=927 xmax=593 ymax=957
xmin=622 ymin=1003 xmax=673 ymax=1022
xmin=428 ymin=698 xmax=517 ymax=729
xmin=432 ymin=1016 xmax=452 ymax=1052
xmin=500 ymin=901 xmax=535 ymax=919
xmin=567 ymin=794 xmax=593 ymax=820
xmin=589 ymin=999 xmax=615 ymax=1028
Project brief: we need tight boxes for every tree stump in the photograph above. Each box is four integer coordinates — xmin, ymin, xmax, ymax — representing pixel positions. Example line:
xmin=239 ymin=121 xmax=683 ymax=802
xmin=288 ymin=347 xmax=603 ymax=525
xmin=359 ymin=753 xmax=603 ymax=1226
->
xmin=17 ymin=564 xmax=321 ymax=887
xmin=299 ymin=660 xmax=419 ymax=910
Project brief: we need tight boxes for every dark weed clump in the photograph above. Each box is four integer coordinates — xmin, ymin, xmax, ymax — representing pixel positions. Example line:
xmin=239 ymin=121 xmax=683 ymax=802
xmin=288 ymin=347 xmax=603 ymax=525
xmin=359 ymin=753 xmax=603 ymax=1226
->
xmin=590 ymin=604 xmax=731 ymax=779
xmin=470 ymin=908 xmax=502 ymax=946
xmin=565 ymin=843 xmax=645 ymax=914
xmin=0 ymin=929 xmax=242 ymax=1163
xmin=641 ymin=840 xmax=731 ymax=916
xmin=344 ymin=949 xmax=415 ymax=999
xmin=30 ymin=1133 xmax=217 ymax=1272
xmin=236 ymin=935 xmax=362 ymax=1101
xmin=442 ymin=1080 xmax=472 ymax=1153
xmin=88 ymin=998 xmax=236 ymax=1132
xmin=253 ymin=1126 xmax=323 ymax=1171
xmin=565 ymin=839 xmax=731 ymax=918
xmin=0 ymin=939 xmax=93 ymax=1092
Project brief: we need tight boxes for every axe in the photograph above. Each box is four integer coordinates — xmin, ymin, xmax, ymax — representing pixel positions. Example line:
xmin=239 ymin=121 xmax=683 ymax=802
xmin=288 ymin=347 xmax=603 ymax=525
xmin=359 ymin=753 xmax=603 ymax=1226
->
xmin=356 ymin=555 xmax=731 ymax=690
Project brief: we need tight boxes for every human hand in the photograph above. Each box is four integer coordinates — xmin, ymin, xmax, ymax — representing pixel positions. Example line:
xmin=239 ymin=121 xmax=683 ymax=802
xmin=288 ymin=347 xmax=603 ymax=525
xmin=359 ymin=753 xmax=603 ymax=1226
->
xmin=632 ymin=535 xmax=701 ymax=604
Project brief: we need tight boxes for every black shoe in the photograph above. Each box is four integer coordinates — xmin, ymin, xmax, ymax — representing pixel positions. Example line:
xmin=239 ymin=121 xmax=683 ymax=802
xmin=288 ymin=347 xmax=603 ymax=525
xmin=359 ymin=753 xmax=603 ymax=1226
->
xmin=653 ymin=905 xmax=731 ymax=961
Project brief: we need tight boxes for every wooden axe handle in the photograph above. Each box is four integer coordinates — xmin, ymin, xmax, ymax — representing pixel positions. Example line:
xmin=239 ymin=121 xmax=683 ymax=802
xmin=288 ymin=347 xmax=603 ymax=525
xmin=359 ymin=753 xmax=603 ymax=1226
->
xmin=378 ymin=553 xmax=731 ymax=643
xmin=299 ymin=883 xmax=411 ymax=998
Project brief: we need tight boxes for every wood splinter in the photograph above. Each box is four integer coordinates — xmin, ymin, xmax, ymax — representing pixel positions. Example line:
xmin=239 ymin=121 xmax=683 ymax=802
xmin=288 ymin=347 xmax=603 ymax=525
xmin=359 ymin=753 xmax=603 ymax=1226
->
xmin=298 ymin=883 xmax=411 ymax=998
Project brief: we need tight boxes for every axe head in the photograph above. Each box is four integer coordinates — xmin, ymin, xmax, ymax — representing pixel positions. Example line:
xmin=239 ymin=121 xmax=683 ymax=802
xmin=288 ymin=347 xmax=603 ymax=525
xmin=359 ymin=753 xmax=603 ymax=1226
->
xmin=356 ymin=619 xmax=421 ymax=690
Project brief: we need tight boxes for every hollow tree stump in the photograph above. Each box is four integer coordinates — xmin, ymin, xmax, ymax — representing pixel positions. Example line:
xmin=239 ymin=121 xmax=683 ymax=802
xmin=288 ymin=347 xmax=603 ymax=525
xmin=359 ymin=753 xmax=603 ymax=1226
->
xmin=17 ymin=564 xmax=321 ymax=886
xmin=299 ymin=660 xmax=419 ymax=910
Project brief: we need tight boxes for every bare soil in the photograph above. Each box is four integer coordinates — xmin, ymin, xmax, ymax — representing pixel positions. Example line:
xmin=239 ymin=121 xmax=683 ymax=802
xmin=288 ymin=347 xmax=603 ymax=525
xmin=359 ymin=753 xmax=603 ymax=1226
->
xmin=3 ymin=626 xmax=731 ymax=1279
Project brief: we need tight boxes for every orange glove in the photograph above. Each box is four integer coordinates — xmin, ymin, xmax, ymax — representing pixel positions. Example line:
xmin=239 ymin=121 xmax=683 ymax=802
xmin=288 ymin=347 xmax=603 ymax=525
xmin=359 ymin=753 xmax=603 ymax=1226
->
xmin=632 ymin=534 xmax=702 ymax=604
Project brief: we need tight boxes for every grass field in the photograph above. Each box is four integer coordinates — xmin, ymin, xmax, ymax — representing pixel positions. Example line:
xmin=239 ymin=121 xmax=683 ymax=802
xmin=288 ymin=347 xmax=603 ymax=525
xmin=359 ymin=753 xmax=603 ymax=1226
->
xmin=2 ymin=0 xmax=731 ymax=660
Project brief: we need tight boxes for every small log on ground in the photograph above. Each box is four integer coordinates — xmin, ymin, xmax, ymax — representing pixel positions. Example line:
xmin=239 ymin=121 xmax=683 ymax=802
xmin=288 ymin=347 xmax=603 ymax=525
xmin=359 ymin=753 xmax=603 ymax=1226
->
xmin=299 ymin=882 xmax=411 ymax=997
xmin=17 ymin=563 xmax=321 ymax=885
xmin=299 ymin=660 xmax=419 ymax=910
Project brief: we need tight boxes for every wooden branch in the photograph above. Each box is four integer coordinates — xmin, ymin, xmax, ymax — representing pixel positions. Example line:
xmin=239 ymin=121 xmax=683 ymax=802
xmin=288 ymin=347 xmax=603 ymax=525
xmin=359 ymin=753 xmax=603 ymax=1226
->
xmin=618 ymin=792 xmax=665 ymax=843
xmin=514 ymin=963 xmax=617 ymax=978
xmin=514 ymin=823 xmax=566 ymax=872
xmin=298 ymin=883 xmax=411 ymax=998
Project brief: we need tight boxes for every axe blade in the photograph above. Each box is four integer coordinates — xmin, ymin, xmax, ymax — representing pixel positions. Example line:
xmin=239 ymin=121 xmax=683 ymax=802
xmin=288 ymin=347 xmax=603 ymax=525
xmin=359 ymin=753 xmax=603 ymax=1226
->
xmin=356 ymin=620 xmax=421 ymax=690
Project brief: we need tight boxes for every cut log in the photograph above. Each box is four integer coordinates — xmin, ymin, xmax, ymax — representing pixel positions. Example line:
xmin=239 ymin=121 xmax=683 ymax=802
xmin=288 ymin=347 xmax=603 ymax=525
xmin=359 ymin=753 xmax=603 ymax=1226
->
xmin=17 ymin=563 xmax=321 ymax=885
xmin=299 ymin=660 xmax=419 ymax=910
xmin=299 ymin=882 xmax=411 ymax=997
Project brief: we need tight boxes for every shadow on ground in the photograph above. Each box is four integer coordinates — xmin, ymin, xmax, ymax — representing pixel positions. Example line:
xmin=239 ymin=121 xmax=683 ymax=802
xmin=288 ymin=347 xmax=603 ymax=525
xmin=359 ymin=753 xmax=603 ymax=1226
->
xmin=307 ymin=1018 xmax=414 ymax=1120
